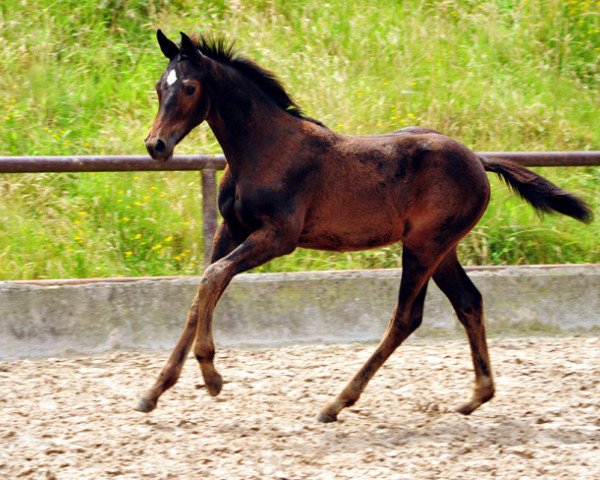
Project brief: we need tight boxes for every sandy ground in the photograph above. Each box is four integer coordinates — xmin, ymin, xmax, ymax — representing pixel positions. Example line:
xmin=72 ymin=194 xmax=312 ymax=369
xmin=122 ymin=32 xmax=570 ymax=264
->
xmin=0 ymin=336 xmax=598 ymax=479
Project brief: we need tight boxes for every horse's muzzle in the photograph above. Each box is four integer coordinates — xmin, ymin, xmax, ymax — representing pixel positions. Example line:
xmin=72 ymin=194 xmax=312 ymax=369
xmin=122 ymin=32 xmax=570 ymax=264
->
xmin=145 ymin=136 xmax=173 ymax=163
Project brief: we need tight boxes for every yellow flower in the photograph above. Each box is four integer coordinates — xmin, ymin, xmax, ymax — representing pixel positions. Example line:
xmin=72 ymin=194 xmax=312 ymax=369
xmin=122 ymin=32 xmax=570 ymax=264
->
xmin=125 ymin=251 xmax=133 ymax=257
xmin=165 ymin=236 xmax=173 ymax=243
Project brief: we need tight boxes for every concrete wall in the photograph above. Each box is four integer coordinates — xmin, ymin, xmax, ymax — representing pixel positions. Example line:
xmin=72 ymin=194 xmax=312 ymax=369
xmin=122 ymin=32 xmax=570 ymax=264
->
xmin=0 ymin=265 xmax=598 ymax=358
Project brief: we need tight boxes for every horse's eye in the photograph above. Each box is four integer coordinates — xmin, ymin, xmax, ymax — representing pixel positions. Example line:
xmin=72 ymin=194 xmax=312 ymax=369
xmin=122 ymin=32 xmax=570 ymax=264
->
xmin=184 ymin=85 xmax=196 ymax=96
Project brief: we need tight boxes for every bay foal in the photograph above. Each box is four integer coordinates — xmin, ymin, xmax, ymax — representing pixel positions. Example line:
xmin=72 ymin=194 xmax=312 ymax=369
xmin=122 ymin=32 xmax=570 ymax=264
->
xmin=138 ymin=31 xmax=592 ymax=422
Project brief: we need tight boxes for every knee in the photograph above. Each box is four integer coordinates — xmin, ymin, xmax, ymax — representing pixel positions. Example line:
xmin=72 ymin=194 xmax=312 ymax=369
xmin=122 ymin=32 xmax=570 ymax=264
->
xmin=203 ymin=262 xmax=226 ymax=280
xmin=408 ymin=300 xmax=426 ymax=333
xmin=200 ymin=262 xmax=229 ymax=293
xmin=407 ymin=312 xmax=423 ymax=333
xmin=392 ymin=310 xmax=423 ymax=336
xmin=410 ymin=316 xmax=423 ymax=332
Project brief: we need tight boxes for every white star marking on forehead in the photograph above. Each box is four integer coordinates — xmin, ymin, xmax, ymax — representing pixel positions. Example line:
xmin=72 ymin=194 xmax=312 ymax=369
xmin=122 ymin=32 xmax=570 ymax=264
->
xmin=166 ymin=69 xmax=177 ymax=86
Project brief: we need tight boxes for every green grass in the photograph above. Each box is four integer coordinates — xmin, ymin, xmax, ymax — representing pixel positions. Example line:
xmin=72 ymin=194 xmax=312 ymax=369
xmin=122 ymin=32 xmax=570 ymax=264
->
xmin=0 ymin=0 xmax=598 ymax=279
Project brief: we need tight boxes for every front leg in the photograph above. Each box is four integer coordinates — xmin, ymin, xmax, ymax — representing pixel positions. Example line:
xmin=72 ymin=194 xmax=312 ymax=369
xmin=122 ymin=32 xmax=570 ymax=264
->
xmin=135 ymin=224 xmax=297 ymax=412
xmin=134 ymin=222 xmax=239 ymax=413
xmin=193 ymin=221 xmax=243 ymax=397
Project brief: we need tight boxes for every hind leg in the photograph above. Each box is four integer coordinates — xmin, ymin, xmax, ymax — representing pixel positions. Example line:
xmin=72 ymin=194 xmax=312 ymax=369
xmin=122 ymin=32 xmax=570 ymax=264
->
xmin=433 ymin=249 xmax=495 ymax=414
xmin=317 ymin=247 xmax=437 ymax=423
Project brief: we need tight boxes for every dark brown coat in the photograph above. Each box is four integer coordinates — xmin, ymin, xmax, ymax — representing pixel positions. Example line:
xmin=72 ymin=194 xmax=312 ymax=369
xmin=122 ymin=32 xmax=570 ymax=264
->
xmin=139 ymin=31 xmax=592 ymax=422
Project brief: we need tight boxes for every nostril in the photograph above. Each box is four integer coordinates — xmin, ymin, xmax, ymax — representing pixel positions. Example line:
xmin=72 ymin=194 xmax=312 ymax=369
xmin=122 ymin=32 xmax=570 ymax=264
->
xmin=154 ymin=139 xmax=166 ymax=153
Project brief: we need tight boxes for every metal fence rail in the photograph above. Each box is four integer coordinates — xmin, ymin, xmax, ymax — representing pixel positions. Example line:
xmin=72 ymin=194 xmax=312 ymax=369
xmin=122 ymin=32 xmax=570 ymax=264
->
xmin=0 ymin=154 xmax=227 ymax=173
xmin=1 ymin=151 xmax=599 ymax=173
xmin=1 ymin=151 xmax=598 ymax=265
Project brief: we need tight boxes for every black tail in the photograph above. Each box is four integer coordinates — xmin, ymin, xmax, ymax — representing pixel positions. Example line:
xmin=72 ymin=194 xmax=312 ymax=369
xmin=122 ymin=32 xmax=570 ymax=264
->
xmin=480 ymin=156 xmax=593 ymax=224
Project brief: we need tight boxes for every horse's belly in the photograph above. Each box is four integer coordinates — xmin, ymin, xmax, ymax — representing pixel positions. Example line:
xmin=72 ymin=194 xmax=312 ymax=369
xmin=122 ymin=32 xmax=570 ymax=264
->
xmin=298 ymin=212 xmax=403 ymax=252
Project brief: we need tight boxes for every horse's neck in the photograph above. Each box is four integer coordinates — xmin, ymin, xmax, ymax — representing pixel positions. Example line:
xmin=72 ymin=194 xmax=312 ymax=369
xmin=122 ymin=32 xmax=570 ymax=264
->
xmin=205 ymin=71 xmax=297 ymax=171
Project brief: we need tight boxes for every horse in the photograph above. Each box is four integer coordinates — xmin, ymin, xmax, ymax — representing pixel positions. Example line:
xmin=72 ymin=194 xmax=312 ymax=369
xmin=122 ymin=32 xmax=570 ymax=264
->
xmin=138 ymin=30 xmax=592 ymax=422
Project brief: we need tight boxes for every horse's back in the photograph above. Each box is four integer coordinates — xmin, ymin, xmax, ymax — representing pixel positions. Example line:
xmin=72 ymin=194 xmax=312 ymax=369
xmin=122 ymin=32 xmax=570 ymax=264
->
xmin=331 ymin=127 xmax=490 ymax=203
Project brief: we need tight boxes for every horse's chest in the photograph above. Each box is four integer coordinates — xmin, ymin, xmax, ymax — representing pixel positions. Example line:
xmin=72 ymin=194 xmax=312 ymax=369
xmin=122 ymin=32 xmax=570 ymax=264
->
xmin=233 ymin=193 xmax=260 ymax=228
xmin=231 ymin=187 xmax=287 ymax=228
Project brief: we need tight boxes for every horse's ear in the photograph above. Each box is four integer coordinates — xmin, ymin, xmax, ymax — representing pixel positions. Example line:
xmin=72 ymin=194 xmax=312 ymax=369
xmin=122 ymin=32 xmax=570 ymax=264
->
xmin=157 ymin=29 xmax=179 ymax=60
xmin=180 ymin=32 xmax=201 ymax=60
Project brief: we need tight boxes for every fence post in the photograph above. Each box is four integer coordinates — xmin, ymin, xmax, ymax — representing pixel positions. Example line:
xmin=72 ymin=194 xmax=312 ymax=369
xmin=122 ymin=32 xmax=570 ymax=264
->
xmin=200 ymin=168 xmax=218 ymax=268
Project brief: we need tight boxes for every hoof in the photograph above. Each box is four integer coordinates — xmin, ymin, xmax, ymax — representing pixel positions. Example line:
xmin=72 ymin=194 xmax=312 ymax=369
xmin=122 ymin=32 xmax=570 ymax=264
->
xmin=134 ymin=396 xmax=157 ymax=413
xmin=457 ymin=386 xmax=494 ymax=415
xmin=456 ymin=400 xmax=480 ymax=416
xmin=205 ymin=373 xmax=223 ymax=397
xmin=316 ymin=410 xmax=338 ymax=423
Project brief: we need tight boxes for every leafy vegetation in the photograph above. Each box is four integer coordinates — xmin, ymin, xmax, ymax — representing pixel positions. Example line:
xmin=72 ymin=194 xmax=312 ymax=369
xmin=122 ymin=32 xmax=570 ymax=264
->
xmin=0 ymin=0 xmax=598 ymax=279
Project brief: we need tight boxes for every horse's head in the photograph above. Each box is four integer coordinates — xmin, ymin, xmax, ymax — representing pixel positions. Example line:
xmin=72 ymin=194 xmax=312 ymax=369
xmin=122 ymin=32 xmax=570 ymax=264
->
xmin=145 ymin=30 xmax=210 ymax=162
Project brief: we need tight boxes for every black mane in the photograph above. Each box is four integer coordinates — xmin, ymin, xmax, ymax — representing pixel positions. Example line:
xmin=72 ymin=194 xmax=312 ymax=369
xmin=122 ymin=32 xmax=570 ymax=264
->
xmin=192 ymin=35 xmax=323 ymax=126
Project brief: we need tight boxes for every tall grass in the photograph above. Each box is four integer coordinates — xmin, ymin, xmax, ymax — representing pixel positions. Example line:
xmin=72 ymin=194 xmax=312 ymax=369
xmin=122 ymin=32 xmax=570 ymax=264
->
xmin=0 ymin=0 xmax=598 ymax=279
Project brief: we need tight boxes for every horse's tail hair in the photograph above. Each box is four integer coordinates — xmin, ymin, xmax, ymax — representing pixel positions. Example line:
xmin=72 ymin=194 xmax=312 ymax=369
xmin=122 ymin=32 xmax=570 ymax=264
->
xmin=479 ymin=156 xmax=593 ymax=224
